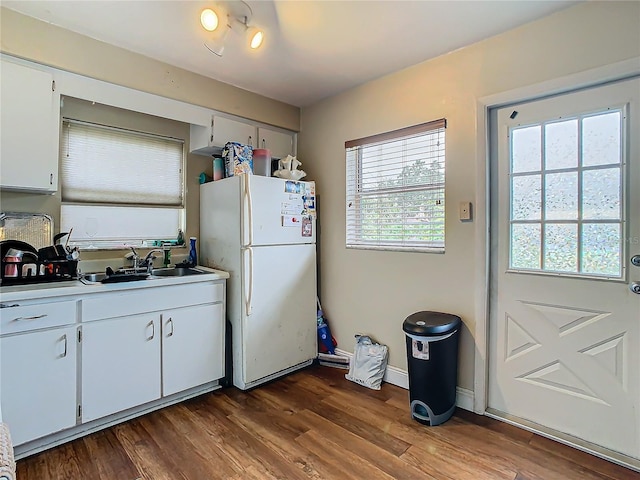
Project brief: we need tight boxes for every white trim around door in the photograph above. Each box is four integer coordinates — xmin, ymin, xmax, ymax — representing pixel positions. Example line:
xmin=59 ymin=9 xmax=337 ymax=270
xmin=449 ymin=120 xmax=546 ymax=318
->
xmin=472 ymin=56 xmax=640 ymax=470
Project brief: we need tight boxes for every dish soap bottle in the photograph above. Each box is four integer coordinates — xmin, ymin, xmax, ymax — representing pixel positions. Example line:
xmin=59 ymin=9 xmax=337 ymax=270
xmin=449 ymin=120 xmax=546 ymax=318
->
xmin=162 ymin=243 xmax=171 ymax=268
xmin=188 ymin=237 xmax=198 ymax=267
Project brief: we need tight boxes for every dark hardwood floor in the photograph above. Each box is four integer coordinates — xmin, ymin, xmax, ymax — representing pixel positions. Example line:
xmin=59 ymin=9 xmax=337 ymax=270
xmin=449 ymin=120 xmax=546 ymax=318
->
xmin=17 ymin=365 xmax=638 ymax=479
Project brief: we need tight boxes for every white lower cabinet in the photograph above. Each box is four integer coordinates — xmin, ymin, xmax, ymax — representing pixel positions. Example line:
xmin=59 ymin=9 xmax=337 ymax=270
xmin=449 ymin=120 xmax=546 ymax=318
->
xmin=2 ymin=277 xmax=226 ymax=457
xmin=80 ymin=281 xmax=225 ymax=423
xmin=1 ymin=326 xmax=77 ymax=446
xmin=81 ymin=313 xmax=161 ymax=423
xmin=162 ymin=303 xmax=224 ymax=396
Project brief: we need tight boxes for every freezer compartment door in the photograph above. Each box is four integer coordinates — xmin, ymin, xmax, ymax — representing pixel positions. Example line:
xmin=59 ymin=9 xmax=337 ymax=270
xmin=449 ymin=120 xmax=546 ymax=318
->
xmin=243 ymin=175 xmax=316 ymax=246
xmin=242 ymin=243 xmax=317 ymax=385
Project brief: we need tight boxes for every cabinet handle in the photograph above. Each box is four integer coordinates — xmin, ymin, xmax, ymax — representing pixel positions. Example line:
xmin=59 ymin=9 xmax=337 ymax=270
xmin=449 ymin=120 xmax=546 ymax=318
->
xmin=60 ymin=334 xmax=68 ymax=358
xmin=262 ymin=138 xmax=266 ymax=148
xmin=12 ymin=314 xmax=47 ymax=322
xmin=248 ymin=135 xmax=253 ymax=147
xmin=167 ymin=317 xmax=174 ymax=337
xmin=50 ymin=173 xmax=54 ymax=185
xmin=147 ymin=320 xmax=155 ymax=340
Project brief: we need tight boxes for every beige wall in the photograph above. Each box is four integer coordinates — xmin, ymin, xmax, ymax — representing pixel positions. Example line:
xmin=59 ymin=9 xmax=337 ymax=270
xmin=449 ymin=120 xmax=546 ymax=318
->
xmin=0 ymin=7 xmax=299 ymax=131
xmin=0 ymin=7 xmax=300 ymax=264
xmin=298 ymin=1 xmax=640 ymax=391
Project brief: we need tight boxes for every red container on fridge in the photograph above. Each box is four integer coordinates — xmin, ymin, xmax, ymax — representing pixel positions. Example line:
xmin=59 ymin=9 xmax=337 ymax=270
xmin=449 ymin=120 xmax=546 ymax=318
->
xmin=253 ymin=148 xmax=271 ymax=177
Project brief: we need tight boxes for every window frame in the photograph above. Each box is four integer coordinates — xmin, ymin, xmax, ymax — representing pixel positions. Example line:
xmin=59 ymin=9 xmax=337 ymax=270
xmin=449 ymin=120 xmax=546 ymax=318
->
xmin=507 ymin=107 xmax=627 ymax=280
xmin=345 ymin=118 xmax=447 ymax=253
xmin=60 ymin=117 xmax=186 ymax=250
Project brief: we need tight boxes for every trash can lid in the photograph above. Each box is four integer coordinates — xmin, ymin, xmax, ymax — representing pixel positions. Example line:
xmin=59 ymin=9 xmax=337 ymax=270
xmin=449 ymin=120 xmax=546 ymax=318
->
xmin=403 ymin=311 xmax=461 ymax=336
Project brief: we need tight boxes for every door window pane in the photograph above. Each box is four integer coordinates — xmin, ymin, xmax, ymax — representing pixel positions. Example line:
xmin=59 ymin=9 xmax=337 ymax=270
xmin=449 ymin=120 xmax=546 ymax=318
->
xmin=511 ymin=224 xmax=541 ymax=269
xmin=545 ymin=172 xmax=577 ymax=220
xmin=582 ymin=112 xmax=621 ymax=167
xmin=511 ymin=175 xmax=541 ymax=220
xmin=509 ymin=110 xmax=624 ymax=278
xmin=582 ymin=168 xmax=621 ymax=220
xmin=545 ymin=119 xmax=578 ymax=170
xmin=512 ymin=126 xmax=541 ymax=173
xmin=544 ymin=224 xmax=578 ymax=272
xmin=581 ymin=223 xmax=621 ymax=276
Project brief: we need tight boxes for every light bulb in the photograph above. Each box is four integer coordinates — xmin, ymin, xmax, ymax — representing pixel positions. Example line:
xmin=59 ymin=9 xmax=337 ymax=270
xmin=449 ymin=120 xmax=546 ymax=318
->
xmin=248 ymin=28 xmax=264 ymax=50
xmin=200 ymin=8 xmax=219 ymax=32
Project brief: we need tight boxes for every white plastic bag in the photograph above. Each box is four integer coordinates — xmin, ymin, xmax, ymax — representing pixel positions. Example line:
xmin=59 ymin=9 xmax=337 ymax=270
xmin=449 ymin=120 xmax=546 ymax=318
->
xmin=345 ymin=335 xmax=388 ymax=390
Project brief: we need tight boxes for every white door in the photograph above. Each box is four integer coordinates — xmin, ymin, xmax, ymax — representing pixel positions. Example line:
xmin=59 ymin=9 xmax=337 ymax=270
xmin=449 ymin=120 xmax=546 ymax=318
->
xmin=1 ymin=327 xmax=77 ymax=445
xmin=243 ymin=175 xmax=316 ymax=246
xmin=257 ymin=127 xmax=295 ymax=159
xmin=162 ymin=303 xmax=224 ymax=396
xmin=82 ymin=314 xmax=161 ymax=422
xmin=0 ymin=59 xmax=58 ymax=192
xmin=489 ymin=78 xmax=640 ymax=461
xmin=241 ymin=243 xmax=317 ymax=386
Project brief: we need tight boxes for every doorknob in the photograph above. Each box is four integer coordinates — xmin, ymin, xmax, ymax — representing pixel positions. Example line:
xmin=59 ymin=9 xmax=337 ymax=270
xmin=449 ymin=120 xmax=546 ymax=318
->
xmin=630 ymin=282 xmax=640 ymax=294
xmin=631 ymin=255 xmax=640 ymax=267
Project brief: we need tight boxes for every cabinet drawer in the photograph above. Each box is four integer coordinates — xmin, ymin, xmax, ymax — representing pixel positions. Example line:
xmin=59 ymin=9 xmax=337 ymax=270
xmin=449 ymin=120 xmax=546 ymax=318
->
xmin=82 ymin=281 xmax=224 ymax=322
xmin=0 ymin=300 xmax=77 ymax=335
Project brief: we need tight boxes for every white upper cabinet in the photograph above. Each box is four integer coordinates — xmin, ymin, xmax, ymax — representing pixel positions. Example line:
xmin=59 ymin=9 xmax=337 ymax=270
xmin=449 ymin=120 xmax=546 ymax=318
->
xmin=258 ymin=127 xmax=296 ymax=159
xmin=190 ymin=115 xmax=297 ymax=159
xmin=0 ymin=59 xmax=59 ymax=193
xmin=213 ymin=116 xmax=257 ymax=148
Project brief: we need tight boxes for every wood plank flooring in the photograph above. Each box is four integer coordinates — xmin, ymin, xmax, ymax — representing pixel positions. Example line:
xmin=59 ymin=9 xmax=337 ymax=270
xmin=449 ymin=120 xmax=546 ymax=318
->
xmin=17 ymin=365 xmax=639 ymax=479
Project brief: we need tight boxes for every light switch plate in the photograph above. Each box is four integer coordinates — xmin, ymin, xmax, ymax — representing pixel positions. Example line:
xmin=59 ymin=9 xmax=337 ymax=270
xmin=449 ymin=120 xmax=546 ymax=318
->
xmin=459 ymin=201 xmax=472 ymax=221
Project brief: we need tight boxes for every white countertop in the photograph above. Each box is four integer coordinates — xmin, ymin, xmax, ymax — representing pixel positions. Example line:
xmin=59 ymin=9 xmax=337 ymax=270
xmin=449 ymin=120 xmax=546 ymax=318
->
xmin=0 ymin=266 xmax=229 ymax=303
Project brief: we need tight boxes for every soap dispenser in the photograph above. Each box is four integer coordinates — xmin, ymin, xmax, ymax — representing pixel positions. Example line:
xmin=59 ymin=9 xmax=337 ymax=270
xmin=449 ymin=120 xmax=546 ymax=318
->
xmin=188 ymin=237 xmax=198 ymax=266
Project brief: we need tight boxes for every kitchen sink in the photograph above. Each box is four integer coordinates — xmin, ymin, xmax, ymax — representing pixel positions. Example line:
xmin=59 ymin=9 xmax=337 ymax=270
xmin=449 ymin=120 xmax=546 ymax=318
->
xmin=150 ymin=267 xmax=205 ymax=277
xmin=82 ymin=273 xmax=107 ymax=283
xmin=80 ymin=267 xmax=206 ymax=284
xmin=81 ymin=272 xmax=149 ymax=284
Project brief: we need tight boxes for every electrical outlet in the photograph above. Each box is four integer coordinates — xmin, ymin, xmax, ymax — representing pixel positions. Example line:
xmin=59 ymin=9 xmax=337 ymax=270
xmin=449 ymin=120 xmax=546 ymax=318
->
xmin=459 ymin=201 xmax=472 ymax=221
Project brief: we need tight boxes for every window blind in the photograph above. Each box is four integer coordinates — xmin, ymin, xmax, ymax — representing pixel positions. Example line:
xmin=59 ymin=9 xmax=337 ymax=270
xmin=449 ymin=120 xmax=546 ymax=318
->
xmin=60 ymin=119 xmax=185 ymax=248
xmin=61 ymin=119 xmax=184 ymax=205
xmin=346 ymin=119 xmax=446 ymax=252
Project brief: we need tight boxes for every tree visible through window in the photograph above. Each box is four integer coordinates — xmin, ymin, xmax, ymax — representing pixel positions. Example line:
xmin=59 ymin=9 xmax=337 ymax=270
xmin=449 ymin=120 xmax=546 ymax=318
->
xmin=346 ymin=119 xmax=446 ymax=252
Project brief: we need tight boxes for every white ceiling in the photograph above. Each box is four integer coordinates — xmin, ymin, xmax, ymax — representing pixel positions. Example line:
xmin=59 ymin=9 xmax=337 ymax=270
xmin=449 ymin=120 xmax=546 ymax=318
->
xmin=3 ymin=0 xmax=581 ymax=107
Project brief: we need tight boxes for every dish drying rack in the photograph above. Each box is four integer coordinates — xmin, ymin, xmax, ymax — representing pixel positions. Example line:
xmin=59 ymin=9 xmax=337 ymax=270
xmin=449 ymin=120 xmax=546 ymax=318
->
xmin=1 ymin=259 xmax=79 ymax=286
xmin=0 ymin=212 xmax=78 ymax=285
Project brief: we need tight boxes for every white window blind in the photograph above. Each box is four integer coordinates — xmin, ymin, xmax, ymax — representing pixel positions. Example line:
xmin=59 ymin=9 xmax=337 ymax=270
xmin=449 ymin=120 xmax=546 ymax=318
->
xmin=346 ymin=119 xmax=446 ymax=252
xmin=60 ymin=119 xmax=185 ymax=248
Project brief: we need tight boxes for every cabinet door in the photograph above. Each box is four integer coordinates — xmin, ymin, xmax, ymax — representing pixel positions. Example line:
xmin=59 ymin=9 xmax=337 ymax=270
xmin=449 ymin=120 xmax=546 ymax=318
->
xmin=81 ymin=314 xmax=161 ymax=422
xmin=1 ymin=326 xmax=77 ymax=445
xmin=258 ymin=127 xmax=295 ymax=159
xmin=0 ymin=60 xmax=58 ymax=192
xmin=162 ymin=303 xmax=224 ymax=396
xmin=212 ymin=116 xmax=257 ymax=148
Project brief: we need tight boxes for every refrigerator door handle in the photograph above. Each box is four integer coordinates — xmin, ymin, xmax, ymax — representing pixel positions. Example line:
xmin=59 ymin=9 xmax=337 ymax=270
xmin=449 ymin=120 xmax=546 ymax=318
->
xmin=242 ymin=173 xmax=254 ymax=247
xmin=244 ymin=246 xmax=254 ymax=316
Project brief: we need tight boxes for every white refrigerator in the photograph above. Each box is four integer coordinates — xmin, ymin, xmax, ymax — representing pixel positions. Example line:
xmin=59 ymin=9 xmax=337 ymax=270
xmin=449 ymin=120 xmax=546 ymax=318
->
xmin=200 ymin=174 xmax=317 ymax=390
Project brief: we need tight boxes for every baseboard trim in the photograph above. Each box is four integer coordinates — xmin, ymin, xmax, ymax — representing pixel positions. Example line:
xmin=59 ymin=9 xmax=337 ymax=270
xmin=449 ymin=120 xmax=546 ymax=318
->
xmin=334 ymin=348 xmax=474 ymax=412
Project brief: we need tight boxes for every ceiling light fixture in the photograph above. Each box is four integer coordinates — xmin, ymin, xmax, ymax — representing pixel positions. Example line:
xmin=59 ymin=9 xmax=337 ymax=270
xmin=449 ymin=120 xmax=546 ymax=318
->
xmin=200 ymin=8 xmax=219 ymax=32
xmin=200 ymin=1 xmax=265 ymax=57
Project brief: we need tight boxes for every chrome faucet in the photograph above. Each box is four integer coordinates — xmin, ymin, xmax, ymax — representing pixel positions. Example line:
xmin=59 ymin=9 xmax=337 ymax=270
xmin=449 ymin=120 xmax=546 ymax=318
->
xmin=125 ymin=247 xmax=141 ymax=270
xmin=140 ymin=249 xmax=163 ymax=273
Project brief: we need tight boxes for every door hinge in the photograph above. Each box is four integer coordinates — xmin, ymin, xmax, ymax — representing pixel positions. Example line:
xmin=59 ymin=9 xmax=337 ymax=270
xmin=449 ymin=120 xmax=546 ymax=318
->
xmin=52 ymin=80 xmax=56 ymax=92
xmin=78 ymin=404 xmax=82 ymax=418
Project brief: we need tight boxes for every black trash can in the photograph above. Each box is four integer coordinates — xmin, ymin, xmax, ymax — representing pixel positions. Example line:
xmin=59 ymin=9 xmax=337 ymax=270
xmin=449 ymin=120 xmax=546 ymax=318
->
xmin=403 ymin=311 xmax=461 ymax=426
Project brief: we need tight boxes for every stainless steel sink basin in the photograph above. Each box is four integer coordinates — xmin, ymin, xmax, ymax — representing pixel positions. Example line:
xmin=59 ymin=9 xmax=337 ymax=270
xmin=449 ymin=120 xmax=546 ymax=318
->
xmin=150 ymin=267 xmax=205 ymax=277
xmin=82 ymin=273 xmax=107 ymax=283
xmin=81 ymin=272 xmax=149 ymax=284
